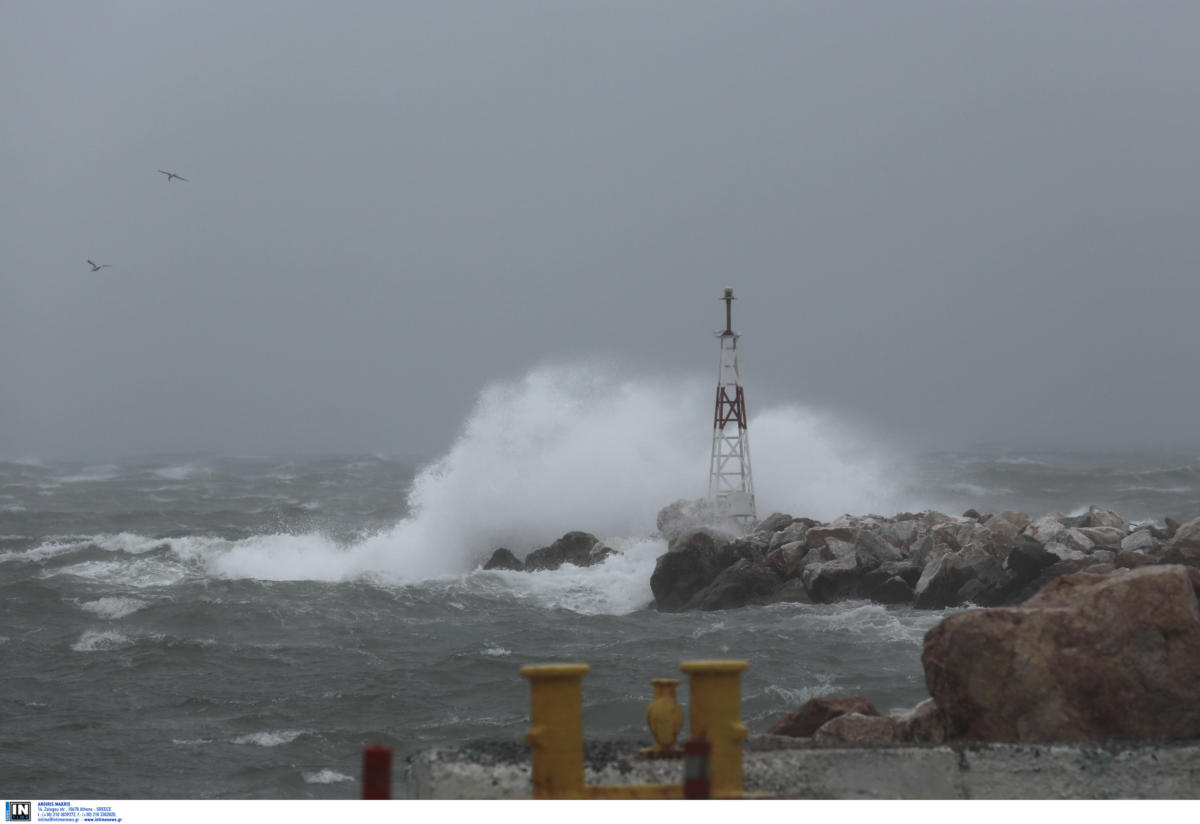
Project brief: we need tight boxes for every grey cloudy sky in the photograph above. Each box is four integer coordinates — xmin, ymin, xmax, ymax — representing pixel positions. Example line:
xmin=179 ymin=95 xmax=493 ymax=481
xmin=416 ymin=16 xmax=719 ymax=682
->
xmin=3 ymin=1 xmax=1199 ymax=460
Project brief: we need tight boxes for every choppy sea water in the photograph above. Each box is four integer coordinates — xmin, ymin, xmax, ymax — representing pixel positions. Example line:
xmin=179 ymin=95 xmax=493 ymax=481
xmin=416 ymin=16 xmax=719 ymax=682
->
xmin=4 ymin=373 xmax=1199 ymax=798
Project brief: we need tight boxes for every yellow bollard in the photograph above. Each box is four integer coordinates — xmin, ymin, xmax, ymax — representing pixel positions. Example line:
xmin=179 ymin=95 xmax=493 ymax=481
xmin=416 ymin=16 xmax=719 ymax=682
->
xmin=639 ymin=678 xmax=685 ymax=759
xmin=520 ymin=663 xmax=590 ymax=799
xmin=680 ymin=660 xmax=749 ymax=799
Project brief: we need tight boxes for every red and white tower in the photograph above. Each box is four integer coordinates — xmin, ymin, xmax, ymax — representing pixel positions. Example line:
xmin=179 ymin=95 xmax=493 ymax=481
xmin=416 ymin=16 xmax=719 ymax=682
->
xmin=708 ymin=288 xmax=757 ymax=526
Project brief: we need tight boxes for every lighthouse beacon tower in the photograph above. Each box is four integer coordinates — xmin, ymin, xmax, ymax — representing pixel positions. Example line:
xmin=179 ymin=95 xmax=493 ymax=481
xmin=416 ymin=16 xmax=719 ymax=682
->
xmin=708 ymin=288 xmax=757 ymax=526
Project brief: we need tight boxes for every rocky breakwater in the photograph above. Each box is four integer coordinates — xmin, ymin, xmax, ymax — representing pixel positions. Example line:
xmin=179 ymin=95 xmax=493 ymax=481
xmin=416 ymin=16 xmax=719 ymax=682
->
xmin=764 ymin=564 xmax=1200 ymax=746
xmin=649 ymin=503 xmax=1200 ymax=612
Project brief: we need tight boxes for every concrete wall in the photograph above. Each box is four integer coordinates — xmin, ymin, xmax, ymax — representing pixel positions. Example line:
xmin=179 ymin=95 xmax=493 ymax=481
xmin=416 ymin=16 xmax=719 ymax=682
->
xmin=407 ymin=737 xmax=1200 ymax=799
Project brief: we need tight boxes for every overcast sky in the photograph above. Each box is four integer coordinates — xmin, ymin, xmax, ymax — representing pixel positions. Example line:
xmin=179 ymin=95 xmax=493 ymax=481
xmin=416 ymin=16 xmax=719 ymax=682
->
xmin=3 ymin=1 xmax=1199 ymax=461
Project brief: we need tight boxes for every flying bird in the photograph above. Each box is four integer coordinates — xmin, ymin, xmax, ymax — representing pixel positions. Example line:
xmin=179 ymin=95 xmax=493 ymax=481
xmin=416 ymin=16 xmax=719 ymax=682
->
xmin=158 ymin=170 xmax=188 ymax=182
xmin=87 ymin=260 xmax=112 ymax=271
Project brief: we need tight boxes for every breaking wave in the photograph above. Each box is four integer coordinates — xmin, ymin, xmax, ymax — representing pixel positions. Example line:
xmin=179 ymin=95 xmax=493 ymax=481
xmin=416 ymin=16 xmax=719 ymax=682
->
xmin=30 ymin=363 xmax=916 ymax=589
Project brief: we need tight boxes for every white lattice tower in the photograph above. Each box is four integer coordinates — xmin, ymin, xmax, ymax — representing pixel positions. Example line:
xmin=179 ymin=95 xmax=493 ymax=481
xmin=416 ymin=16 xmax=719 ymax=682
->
xmin=708 ymin=288 xmax=757 ymax=526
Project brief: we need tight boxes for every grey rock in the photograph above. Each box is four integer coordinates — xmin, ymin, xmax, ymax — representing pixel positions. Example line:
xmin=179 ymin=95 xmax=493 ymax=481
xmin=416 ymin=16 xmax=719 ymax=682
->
xmin=1121 ymin=529 xmax=1160 ymax=554
xmin=869 ymin=574 xmax=915 ymax=605
xmin=765 ymin=541 xmax=808 ymax=579
xmin=763 ymin=578 xmax=813 ymax=605
xmin=1077 ymin=526 xmax=1126 ymax=547
xmin=686 ymin=558 xmax=784 ymax=611
xmin=1169 ymin=516 xmax=1200 ymax=548
xmin=650 ymin=531 xmax=725 ymax=612
xmin=1077 ymin=506 xmax=1126 ymax=530
xmin=755 ymin=512 xmax=794 ymax=534
xmin=524 ymin=531 xmax=608 ymax=571
xmin=483 ymin=547 xmax=524 ymax=571
xmin=854 ymin=529 xmax=903 ymax=571
xmin=1060 ymin=528 xmax=1096 ymax=554
xmin=801 ymin=555 xmax=864 ymax=603
xmin=768 ymin=521 xmax=811 ymax=552
xmin=1025 ymin=516 xmax=1067 ymax=545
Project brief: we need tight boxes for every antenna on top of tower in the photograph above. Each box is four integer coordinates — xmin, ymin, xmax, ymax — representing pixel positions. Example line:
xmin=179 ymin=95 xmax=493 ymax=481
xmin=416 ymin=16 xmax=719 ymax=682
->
xmin=708 ymin=288 xmax=757 ymax=527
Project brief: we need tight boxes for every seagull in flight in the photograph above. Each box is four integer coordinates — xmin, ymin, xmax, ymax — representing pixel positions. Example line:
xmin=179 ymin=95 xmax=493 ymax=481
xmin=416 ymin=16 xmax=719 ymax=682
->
xmin=87 ymin=260 xmax=112 ymax=272
xmin=158 ymin=170 xmax=188 ymax=182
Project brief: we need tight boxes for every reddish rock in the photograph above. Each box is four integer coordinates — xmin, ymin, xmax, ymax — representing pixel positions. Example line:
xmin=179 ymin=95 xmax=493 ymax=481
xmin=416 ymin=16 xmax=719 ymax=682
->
xmin=805 ymin=526 xmax=855 ymax=550
xmin=812 ymin=712 xmax=899 ymax=744
xmin=923 ymin=565 xmax=1200 ymax=741
xmin=765 ymin=542 xmax=808 ymax=579
xmin=767 ymin=695 xmax=880 ymax=738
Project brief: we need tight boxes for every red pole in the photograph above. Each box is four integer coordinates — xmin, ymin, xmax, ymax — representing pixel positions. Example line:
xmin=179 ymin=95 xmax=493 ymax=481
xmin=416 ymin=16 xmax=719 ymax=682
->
xmin=683 ymin=737 xmax=711 ymax=799
xmin=362 ymin=744 xmax=392 ymax=799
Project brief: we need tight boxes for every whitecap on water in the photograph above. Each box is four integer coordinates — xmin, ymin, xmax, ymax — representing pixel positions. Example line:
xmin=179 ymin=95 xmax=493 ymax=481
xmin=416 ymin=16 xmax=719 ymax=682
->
xmin=464 ymin=536 xmax=664 ymax=616
xmin=71 ymin=629 xmax=135 ymax=652
xmin=302 ymin=770 xmax=353 ymax=785
xmin=232 ymin=730 xmax=308 ymax=747
xmin=79 ymin=597 xmax=148 ymax=619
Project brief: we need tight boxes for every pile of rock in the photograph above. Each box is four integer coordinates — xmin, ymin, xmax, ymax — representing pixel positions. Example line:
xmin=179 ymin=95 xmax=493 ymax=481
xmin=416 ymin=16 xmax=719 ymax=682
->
xmin=649 ymin=503 xmax=1200 ymax=612
xmin=766 ymin=564 xmax=1200 ymax=743
xmin=482 ymin=531 xmax=614 ymax=572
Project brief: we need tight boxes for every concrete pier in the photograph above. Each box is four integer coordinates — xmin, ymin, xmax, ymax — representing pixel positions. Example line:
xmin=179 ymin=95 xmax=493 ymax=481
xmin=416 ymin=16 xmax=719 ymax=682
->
xmin=407 ymin=735 xmax=1200 ymax=799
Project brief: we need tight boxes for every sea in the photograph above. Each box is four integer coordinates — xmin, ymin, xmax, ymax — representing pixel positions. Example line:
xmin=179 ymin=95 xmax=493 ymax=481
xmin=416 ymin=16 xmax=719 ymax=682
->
xmin=3 ymin=368 xmax=1199 ymax=799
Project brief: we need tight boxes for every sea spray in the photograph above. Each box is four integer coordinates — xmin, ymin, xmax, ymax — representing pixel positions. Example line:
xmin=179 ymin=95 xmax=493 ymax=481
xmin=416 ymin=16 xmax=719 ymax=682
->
xmin=195 ymin=363 xmax=915 ymax=584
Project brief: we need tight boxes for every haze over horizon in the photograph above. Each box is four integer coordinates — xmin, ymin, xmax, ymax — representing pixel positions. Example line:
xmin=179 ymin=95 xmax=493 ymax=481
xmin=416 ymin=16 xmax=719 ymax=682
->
xmin=4 ymin=2 xmax=1199 ymax=462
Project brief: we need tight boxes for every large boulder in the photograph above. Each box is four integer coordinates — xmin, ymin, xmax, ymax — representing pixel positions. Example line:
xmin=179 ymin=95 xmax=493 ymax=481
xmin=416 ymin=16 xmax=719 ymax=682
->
xmin=866 ymin=573 xmax=915 ymax=605
xmin=1120 ymin=529 xmax=1160 ymax=554
xmin=853 ymin=529 xmax=903 ymax=571
xmin=913 ymin=552 xmax=981 ymax=609
xmin=812 ymin=713 xmax=900 ymax=744
xmin=765 ymin=541 xmax=808 ymax=579
xmin=685 ymin=558 xmax=784 ymax=611
xmin=768 ymin=520 xmax=812 ymax=552
xmin=801 ymin=555 xmax=864 ymax=603
xmin=805 ymin=526 xmax=855 ymax=551
xmin=755 ymin=512 xmax=794 ymax=534
xmin=1169 ymin=516 xmax=1200 ymax=548
xmin=1077 ymin=506 xmax=1126 ymax=530
xmin=923 ymin=565 xmax=1200 ymax=741
xmin=482 ymin=547 xmax=524 ymax=571
xmin=524 ymin=531 xmax=612 ymax=571
xmin=1077 ymin=526 xmax=1126 ymax=548
xmin=1025 ymin=515 xmax=1067 ymax=545
xmin=1005 ymin=537 xmax=1059 ymax=582
xmin=650 ymin=531 xmax=725 ymax=612
xmin=767 ymin=695 xmax=880 ymax=738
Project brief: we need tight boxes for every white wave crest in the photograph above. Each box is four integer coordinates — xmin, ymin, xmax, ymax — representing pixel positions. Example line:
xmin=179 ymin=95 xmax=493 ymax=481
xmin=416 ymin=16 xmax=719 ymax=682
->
xmin=232 ymin=729 xmax=308 ymax=747
xmin=303 ymin=770 xmax=354 ymax=785
xmin=92 ymin=533 xmax=172 ymax=554
xmin=71 ymin=629 xmax=135 ymax=652
xmin=80 ymin=597 xmax=148 ymax=619
xmin=151 ymin=463 xmax=204 ymax=480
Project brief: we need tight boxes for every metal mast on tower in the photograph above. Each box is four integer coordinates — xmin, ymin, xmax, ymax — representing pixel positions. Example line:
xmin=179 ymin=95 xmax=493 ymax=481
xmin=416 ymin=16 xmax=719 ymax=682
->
xmin=708 ymin=288 xmax=757 ymax=526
